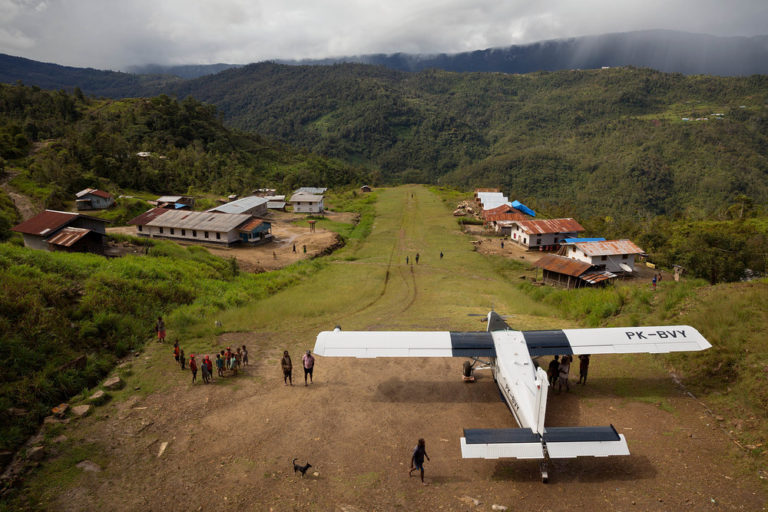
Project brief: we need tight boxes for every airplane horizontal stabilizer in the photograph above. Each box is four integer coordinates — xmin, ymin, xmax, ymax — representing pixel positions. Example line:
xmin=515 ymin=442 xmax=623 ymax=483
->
xmin=314 ymin=331 xmax=494 ymax=358
xmin=461 ymin=428 xmax=545 ymax=459
xmin=544 ymin=425 xmax=630 ymax=458
xmin=523 ymin=325 xmax=711 ymax=356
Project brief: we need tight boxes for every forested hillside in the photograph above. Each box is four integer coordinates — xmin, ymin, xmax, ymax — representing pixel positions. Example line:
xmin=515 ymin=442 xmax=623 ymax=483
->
xmin=0 ymin=83 xmax=369 ymax=221
xmin=169 ymin=64 xmax=768 ymax=219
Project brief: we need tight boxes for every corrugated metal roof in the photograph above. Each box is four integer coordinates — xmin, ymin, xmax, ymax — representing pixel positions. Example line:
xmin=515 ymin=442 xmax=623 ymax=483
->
xmin=156 ymin=195 xmax=185 ymax=203
xmin=532 ymin=254 xmax=592 ymax=277
xmin=563 ymin=238 xmax=606 ymax=244
xmin=76 ymin=188 xmax=111 ymax=199
xmin=12 ymin=210 xmax=78 ymax=235
xmin=579 ymin=270 xmax=617 ymax=284
xmin=265 ymin=195 xmax=286 ymax=201
xmin=485 ymin=212 xmax=529 ymax=222
xmin=237 ymin=218 xmax=270 ymax=233
xmin=477 ymin=192 xmax=509 ymax=210
xmin=573 ymin=239 xmax=643 ymax=256
xmin=482 ymin=204 xmax=516 ymax=217
xmin=128 ymin=208 xmax=170 ymax=225
xmin=267 ymin=201 xmax=286 ymax=209
xmin=207 ymin=196 xmax=268 ymax=214
xmin=289 ymin=193 xmax=323 ymax=203
xmin=294 ymin=187 xmax=327 ymax=195
xmin=46 ymin=227 xmax=93 ymax=247
xmin=146 ymin=209 xmax=251 ymax=232
xmin=512 ymin=218 xmax=585 ymax=235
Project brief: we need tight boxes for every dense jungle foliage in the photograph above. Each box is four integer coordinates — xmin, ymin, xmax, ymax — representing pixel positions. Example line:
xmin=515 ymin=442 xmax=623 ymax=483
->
xmin=170 ymin=63 xmax=768 ymax=219
xmin=0 ymin=83 xmax=370 ymax=213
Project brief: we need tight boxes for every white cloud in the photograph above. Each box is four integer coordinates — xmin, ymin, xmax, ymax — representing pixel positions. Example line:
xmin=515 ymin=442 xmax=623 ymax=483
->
xmin=0 ymin=0 xmax=766 ymax=69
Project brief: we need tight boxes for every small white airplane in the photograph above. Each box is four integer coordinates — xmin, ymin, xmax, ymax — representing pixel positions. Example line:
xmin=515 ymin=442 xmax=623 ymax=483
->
xmin=314 ymin=312 xmax=711 ymax=481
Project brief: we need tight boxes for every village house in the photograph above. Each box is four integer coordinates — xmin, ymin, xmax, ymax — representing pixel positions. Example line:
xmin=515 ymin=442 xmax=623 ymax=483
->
xmin=289 ymin=192 xmax=324 ymax=214
xmin=476 ymin=191 xmax=509 ymax=211
xmin=294 ymin=187 xmax=327 ymax=195
xmin=75 ymin=188 xmax=114 ymax=210
xmin=360 ymin=185 xmax=372 ymax=193
xmin=129 ymin=208 xmax=272 ymax=245
xmin=509 ymin=218 xmax=585 ymax=250
xmin=265 ymin=195 xmax=287 ymax=210
xmin=253 ymin=188 xmax=277 ymax=196
xmin=207 ymin=196 xmax=268 ymax=217
xmin=560 ymin=239 xmax=644 ymax=274
xmin=155 ymin=195 xmax=195 ymax=209
xmin=532 ymin=253 xmax=617 ymax=289
xmin=11 ymin=210 xmax=109 ymax=253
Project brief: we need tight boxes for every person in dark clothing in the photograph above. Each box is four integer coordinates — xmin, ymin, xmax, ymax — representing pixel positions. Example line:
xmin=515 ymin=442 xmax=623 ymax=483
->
xmin=189 ymin=354 xmax=198 ymax=384
xmin=547 ymin=356 xmax=560 ymax=386
xmin=179 ymin=348 xmax=185 ymax=370
xmin=578 ymin=354 xmax=590 ymax=385
xmin=408 ymin=438 xmax=430 ymax=484
xmin=439 ymin=251 xmax=443 ymax=259
xmin=281 ymin=350 xmax=293 ymax=386
xmin=415 ymin=253 xmax=420 ymax=264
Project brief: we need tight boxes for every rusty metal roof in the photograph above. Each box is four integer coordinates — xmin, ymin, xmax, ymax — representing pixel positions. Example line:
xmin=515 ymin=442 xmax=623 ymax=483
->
xmin=579 ymin=270 xmax=617 ymax=284
xmin=237 ymin=218 xmax=270 ymax=233
xmin=76 ymin=188 xmax=112 ymax=199
xmin=128 ymin=208 xmax=170 ymax=225
xmin=572 ymin=239 xmax=643 ymax=256
xmin=46 ymin=227 xmax=94 ymax=247
xmin=485 ymin=212 xmax=529 ymax=223
xmin=532 ymin=254 xmax=592 ymax=277
xmin=482 ymin=204 xmax=515 ymax=216
xmin=12 ymin=210 xmax=79 ymax=236
xmin=512 ymin=218 xmax=584 ymax=235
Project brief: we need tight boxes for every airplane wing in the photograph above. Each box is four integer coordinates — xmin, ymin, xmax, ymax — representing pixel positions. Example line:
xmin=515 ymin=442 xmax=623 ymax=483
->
xmin=522 ymin=325 xmax=711 ymax=356
xmin=313 ymin=330 xmax=495 ymax=358
xmin=460 ymin=425 xmax=629 ymax=459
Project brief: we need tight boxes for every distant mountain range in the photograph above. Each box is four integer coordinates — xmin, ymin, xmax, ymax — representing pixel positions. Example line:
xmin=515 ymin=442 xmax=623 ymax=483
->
xmin=2 ymin=30 xmax=767 ymax=95
xmin=282 ymin=30 xmax=768 ymax=77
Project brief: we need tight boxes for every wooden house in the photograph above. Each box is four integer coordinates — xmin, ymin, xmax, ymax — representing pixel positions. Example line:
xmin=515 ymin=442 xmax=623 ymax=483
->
xmin=11 ymin=210 xmax=108 ymax=253
xmin=75 ymin=188 xmax=114 ymax=210
xmin=533 ymin=254 xmax=617 ymax=289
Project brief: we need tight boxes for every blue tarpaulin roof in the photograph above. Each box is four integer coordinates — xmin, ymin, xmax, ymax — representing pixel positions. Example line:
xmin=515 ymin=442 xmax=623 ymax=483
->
xmin=510 ymin=200 xmax=536 ymax=217
xmin=563 ymin=238 xmax=606 ymax=244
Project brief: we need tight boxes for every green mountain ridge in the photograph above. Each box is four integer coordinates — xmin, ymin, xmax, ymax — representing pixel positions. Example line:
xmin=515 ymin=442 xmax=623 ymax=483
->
xmin=168 ymin=63 xmax=768 ymax=218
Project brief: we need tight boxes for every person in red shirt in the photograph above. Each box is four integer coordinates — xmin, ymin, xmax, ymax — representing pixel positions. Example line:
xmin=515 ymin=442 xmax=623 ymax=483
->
xmin=204 ymin=355 xmax=214 ymax=381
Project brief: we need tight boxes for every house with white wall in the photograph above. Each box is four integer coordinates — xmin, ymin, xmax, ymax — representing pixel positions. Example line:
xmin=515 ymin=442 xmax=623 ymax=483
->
xmin=561 ymin=240 xmax=644 ymax=273
xmin=129 ymin=208 xmax=272 ymax=245
xmin=289 ymin=193 xmax=324 ymax=214
xmin=509 ymin=218 xmax=585 ymax=250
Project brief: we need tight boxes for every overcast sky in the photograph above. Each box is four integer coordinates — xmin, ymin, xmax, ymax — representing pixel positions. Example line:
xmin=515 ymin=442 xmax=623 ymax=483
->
xmin=1 ymin=0 xmax=767 ymax=70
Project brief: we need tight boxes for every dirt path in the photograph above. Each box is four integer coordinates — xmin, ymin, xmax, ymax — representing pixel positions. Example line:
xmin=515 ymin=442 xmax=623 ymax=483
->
xmin=16 ymin=186 xmax=767 ymax=511
xmin=0 ymin=169 xmax=40 ymax=221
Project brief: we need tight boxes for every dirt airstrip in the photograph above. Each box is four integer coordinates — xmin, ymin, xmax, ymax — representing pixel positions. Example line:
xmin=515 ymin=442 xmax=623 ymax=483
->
xmin=31 ymin=340 xmax=766 ymax=512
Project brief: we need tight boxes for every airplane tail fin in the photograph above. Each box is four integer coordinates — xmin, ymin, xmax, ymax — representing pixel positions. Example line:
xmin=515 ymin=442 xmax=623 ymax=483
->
xmin=461 ymin=425 xmax=629 ymax=460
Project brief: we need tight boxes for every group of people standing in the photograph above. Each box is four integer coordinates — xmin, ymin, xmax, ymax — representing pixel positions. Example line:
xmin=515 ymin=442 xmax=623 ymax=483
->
xmin=172 ymin=342 xmax=249 ymax=384
xmin=547 ymin=354 xmax=590 ymax=392
xmin=281 ymin=350 xmax=315 ymax=386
